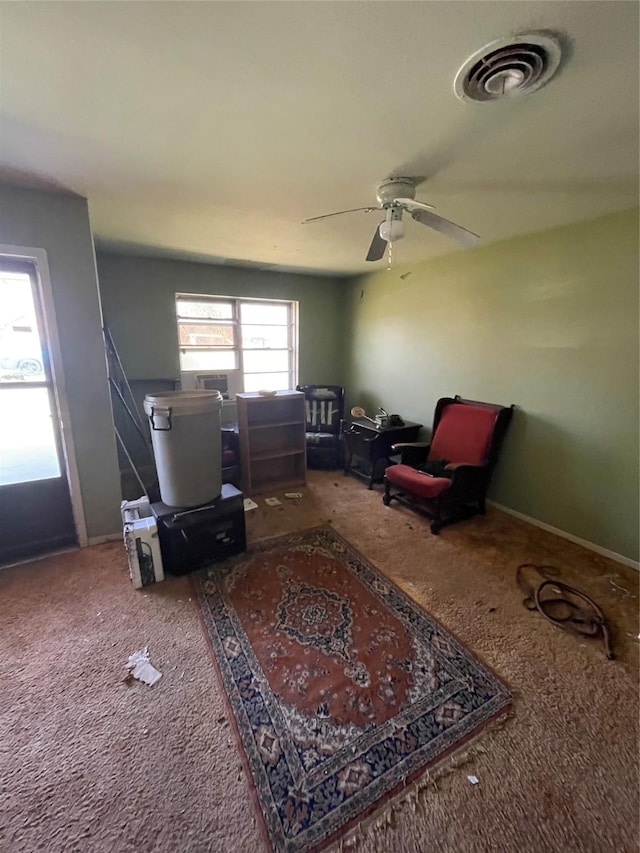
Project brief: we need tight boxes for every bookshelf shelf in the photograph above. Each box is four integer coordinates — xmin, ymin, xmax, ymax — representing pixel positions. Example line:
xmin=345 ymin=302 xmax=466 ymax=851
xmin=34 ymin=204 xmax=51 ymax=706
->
xmin=237 ymin=391 xmax=306 ymax=495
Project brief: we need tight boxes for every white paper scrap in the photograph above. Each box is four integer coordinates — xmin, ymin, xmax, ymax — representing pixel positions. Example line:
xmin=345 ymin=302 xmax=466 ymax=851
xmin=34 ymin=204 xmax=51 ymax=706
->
xmin=243 ymin=498 xmax=258 ymax=512
xmin=467 ymin=775 xmax=479 ymax=785
xmin=125 ymin=647 xmax=162 ymax=686
xmin=264 ymin=497 xmax=282 ymax=506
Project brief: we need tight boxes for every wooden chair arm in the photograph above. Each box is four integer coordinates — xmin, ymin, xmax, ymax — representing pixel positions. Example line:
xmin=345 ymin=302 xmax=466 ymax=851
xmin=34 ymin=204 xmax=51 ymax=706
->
xmin=444 ymin=461 xmax=488 ymax=471
xmin=391 ymin=442 xmax=430 ymax=466
xmin=446 ymin=462 xmax=489 ymax=497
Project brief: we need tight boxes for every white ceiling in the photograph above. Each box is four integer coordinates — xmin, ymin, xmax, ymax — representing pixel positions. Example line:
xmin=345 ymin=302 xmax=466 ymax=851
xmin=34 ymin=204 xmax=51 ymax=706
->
xmin=1 ymin=1 xmax=638 ymax=276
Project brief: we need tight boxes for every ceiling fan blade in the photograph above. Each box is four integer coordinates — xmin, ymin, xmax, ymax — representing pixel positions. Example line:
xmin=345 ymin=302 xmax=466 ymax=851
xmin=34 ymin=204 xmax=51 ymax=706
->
xmin=366 ymin=222 xmax=387 ymax=261
xmin=393 ymin=198 xmax=435 ymax=211
xmin=302 ymin=207 xmax=377 ymax=224
xmin=410 ymin=208 xmax=480 ymax=249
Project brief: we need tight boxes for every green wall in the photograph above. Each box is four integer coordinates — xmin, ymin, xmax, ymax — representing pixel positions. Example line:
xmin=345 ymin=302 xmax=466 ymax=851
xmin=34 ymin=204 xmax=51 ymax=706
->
xmin=96 ymin=252 xmax=347 ymax=386
xmin=1 ymin=190 xmax=636 ymax=558
xmin=344 ymin=209 xmax=639 ymax=562
xmin=0 ymin=185 xmax=122 ymax=539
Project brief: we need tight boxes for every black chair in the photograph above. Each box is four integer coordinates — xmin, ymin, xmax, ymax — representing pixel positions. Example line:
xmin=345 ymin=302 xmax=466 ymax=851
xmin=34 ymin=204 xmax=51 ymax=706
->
xmin=297 ymin=384 xmax=345 ymax=469
xmin=221 ymin=425 xmax=240 ymax=487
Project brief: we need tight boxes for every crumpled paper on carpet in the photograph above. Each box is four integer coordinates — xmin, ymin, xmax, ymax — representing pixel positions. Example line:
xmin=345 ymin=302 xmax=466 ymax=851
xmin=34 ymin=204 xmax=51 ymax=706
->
xmin=124 ymin=647 xmax=162 ymax=686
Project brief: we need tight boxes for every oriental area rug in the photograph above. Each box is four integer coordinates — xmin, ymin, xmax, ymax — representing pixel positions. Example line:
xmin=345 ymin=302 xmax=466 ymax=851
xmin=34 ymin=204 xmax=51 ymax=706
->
xmin=193 ymin=526 xmax=512 ymax=852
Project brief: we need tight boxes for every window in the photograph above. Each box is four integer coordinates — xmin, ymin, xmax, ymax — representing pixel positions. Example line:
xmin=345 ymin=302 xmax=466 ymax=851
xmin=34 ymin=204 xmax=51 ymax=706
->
xmin=176 ymin=295 xmax=298 ymax=393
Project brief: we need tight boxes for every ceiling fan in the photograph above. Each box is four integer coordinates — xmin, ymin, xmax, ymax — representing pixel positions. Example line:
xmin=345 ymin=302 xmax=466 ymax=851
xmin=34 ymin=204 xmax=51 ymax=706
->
xmin=302 ymin=177 xmax=480 ymax=261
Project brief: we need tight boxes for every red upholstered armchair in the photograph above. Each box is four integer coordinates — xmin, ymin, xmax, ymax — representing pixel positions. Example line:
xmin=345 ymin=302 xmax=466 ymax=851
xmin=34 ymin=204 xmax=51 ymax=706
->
xmin=383 ymin=396 xmax=514 ymax=534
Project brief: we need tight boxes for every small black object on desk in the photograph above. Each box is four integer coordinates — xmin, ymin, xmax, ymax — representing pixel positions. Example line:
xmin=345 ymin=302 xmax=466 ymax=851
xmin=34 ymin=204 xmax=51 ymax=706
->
xmin=343 ymin=418 xmax=422 ymax=489
xmin=151 ymin=483 xmax=246 ymax=576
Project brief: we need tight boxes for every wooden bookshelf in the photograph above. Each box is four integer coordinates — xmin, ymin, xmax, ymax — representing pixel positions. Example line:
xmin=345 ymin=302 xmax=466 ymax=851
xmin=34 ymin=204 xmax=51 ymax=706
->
xmin=236 ymin=391 xmax=306 ymax=495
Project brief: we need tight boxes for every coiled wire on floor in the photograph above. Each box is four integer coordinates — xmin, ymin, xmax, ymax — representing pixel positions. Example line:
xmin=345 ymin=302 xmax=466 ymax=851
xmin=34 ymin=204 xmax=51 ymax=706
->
xmin=516 ymin=563 xmax=614 ymax=660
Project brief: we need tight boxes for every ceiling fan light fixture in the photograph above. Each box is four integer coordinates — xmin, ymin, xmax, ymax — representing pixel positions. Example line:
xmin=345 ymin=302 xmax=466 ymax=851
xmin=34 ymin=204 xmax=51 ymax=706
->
xmin=305 ymin=176 xmax=479 ymax=261
xmin=379 ymin=217 xmax=405 ymax=242
xmin=454 ymin=31 xmax=564 ymax=103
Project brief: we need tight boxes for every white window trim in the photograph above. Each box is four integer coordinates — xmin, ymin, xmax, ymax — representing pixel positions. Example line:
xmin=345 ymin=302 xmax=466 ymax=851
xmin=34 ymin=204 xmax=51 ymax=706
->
xmin=176 ymin=293 xmax=299 ymax=392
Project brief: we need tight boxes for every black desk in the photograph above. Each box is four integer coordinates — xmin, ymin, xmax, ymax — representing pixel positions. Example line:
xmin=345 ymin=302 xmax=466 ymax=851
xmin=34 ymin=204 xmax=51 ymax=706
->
xmin=343 ymin=418 xmax=422 ymax=488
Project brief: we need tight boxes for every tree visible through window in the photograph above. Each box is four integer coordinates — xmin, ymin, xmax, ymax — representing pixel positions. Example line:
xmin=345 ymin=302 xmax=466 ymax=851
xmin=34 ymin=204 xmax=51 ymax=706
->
xmin=176 ymin=295 xmax=297 ymax=392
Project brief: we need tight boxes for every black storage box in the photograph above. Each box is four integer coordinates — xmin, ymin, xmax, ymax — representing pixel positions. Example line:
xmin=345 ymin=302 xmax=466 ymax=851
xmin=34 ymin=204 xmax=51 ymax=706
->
xmin=151 ymin=483 xmax=246 ymax=576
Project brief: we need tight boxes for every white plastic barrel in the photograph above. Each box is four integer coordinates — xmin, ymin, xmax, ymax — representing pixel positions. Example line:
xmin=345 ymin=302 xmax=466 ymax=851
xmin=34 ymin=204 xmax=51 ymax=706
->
xmin=143 ymin=390 xmax=223 ymax=508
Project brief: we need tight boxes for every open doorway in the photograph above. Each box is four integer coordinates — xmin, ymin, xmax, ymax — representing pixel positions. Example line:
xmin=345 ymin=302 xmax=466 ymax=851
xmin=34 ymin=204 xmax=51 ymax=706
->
xmin=0 ymin=258 xmax=77 ymax=563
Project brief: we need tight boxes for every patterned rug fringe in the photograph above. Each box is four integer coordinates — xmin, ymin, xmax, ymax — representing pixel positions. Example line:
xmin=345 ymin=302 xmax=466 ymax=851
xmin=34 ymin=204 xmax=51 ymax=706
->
xmin=327 ymin=710 xmax=514 ymax=852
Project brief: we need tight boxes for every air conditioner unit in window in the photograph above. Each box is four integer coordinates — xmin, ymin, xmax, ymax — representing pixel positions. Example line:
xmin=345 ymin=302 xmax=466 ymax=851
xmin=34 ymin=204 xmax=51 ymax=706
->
xmin=181 ymin=370 xmax=243 ymax=402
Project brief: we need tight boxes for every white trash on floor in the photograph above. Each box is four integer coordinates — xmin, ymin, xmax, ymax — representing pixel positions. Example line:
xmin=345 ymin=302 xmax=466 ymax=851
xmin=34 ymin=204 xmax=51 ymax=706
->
xmin=125 ymin=647 xmax=162 ymax=686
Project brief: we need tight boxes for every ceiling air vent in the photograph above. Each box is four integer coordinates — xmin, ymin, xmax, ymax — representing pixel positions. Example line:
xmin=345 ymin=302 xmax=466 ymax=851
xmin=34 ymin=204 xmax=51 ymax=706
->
xmin=454 ymin=32 xmax=563 ymax=103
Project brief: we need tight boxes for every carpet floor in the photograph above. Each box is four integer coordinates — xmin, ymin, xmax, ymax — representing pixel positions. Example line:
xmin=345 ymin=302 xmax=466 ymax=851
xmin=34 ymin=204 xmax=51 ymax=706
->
xmin=0 ymin=470 xmax=638 ymax=853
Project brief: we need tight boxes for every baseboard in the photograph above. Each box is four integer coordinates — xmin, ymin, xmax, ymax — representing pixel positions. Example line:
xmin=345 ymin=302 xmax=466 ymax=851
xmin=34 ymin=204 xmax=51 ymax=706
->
xmin=85 ymin=508 xmax=639 ymax=570
xmin=488 ymin=500 xmax=639 ymax=571
xmin=1 ymin=543 xmax=78 ymax=569
xmin=87 ymin=532 xmax=122 ymax=547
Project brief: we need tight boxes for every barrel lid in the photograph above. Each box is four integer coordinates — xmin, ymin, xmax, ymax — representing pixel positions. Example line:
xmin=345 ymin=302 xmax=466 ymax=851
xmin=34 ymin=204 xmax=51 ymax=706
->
xmin=143 ymin=390 xmax=222 ymax=415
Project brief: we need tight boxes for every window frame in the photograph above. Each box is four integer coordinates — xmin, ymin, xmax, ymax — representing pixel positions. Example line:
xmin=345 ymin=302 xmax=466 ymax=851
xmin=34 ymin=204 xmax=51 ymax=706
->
xmin=175 ymin=293 xmax=299 ymax=392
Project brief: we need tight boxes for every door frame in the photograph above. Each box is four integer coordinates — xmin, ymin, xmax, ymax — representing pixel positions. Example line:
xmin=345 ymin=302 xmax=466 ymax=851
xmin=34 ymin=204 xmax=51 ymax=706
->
xmin=0 ymin=244 xmax=88 ymax=547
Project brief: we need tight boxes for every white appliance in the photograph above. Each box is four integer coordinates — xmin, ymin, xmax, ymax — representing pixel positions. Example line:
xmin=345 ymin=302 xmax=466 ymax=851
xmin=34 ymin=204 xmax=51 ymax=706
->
xmin=180 ymin=369 xmax=243 ymax=401
xmin=121 ymin=497 xmax=164 ymax=588
xmin=181 ymin=370 xmax=242 ymax=425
